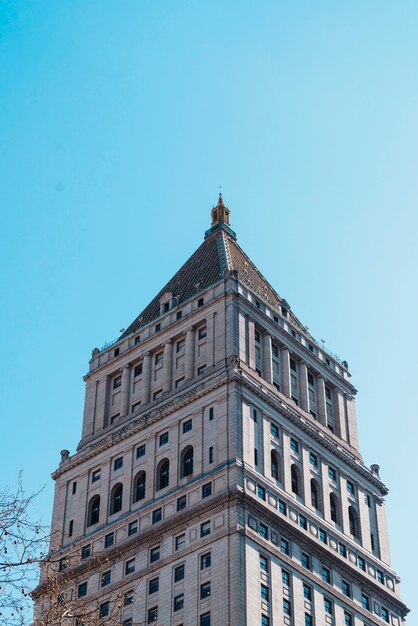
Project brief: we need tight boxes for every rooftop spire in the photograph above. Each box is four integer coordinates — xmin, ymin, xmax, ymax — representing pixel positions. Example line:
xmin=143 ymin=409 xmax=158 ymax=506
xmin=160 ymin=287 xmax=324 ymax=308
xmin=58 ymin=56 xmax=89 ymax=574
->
xmin=211 ymin=192 xmax=231 ymax=227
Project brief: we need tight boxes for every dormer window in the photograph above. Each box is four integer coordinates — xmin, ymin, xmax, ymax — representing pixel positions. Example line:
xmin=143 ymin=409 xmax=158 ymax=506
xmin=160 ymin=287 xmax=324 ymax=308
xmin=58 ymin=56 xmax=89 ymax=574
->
xmin=159 ymin=291 xmax=173 ymax=315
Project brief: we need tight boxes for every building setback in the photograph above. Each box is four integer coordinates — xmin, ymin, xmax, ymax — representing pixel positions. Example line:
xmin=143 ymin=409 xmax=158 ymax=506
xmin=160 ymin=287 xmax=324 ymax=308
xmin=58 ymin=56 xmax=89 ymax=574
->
xmin=34 ymin=196 xmax=409 ymax=625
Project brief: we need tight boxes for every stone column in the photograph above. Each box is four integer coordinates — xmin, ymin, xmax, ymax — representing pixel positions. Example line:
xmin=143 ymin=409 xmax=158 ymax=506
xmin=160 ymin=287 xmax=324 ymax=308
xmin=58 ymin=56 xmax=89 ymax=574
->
xmin=163 ymin=340 xmax=173 ymax=393
xmin=141 ymin=353 xmax=151 ymax=405
xmin=299 ymin=363 xmax=309 ymax=412
xmin=263 ymin=332 xmax=273 ymax=384
xmin=185 ymin=327 xmax=195 ymax=380
xmin=119 ymin=365 xmax=131 ymax=418
xmin=247 ymin=319 xmax=255 ymax=369
xmin=316 ymin=376 xmax=327 ymax=426
xmin=281 ymin=348 xmax=291 ymax=398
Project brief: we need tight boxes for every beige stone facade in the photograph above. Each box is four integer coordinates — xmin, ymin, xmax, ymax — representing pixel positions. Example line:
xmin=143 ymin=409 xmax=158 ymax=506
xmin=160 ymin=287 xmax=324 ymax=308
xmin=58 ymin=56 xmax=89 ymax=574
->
xmin=34 ymin=197 xmax=408 ymax=625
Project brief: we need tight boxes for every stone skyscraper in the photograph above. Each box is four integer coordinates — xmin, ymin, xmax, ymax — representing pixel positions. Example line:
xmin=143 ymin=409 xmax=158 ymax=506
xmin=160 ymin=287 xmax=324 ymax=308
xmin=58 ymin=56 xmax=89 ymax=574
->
xmin=34 ymin=196 xmax=408 ymax=625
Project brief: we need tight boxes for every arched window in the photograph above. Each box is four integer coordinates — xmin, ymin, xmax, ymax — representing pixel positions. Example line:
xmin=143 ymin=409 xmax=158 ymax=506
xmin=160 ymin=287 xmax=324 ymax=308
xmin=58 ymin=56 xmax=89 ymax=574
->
xmin=133 ymin=471 xmax=146 ymax=503
xmin=271 ymin=451 xmax=280 ymax=481
xmin=311 ymin=479 xmax=321 ymax=510
xmin=349 ymin=506 xmax=360 ymax=539
xmin=291 ymin=465 xmax=299 ymax=496
xmin=87 ymin=495 xmax=100 ymax=527
xmin=180 ymin=446 xmax=194 ymax=478
xmin=157 ymin=459 xmax=170 ymax=490
xmin=110 ymin=483 xmax=123 ymax=515
xmin=330 ymin=493 xmax=339 ymax=524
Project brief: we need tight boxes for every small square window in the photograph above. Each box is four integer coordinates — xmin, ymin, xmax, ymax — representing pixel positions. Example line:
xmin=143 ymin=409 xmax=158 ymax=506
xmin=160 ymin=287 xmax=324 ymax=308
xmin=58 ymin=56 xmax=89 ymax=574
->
xmin=176 ymin=310 xmax=183 ymax=319
xmin=104 ymin=532 xmax=114 ymax=548
xmin=200 ymin=612 xmax=210 ymax=626
xmin=125 ymin=558 xmax=135 ymax=574
xmin=197 ymin=297 xmax=204 ymax=307
xmin=201 ymin=552 xmax=211 ymax=569
xmin=134 ymin=335 xmax=141 ymax=345
xmin=128 ymin=520 xmax=138 ymax=536
xmin=136 ymin=444 xmax=146 ymax=458
xmin=132 ymin=401 xmax=141 ymax=413
xmin=134 ymin=363 xmax=143 ymax=377
xmin=197 ymin=364 xmax=206 ymax=375
xmin=183 ymin=419 xmax=192 ymax=433
xmin=177 ymin=495 xmax=187 ymax=511
xmin=174 ymin=593 xmax=184 ymax=611
xmin=81 ymin=544 xmax=91 ymax=559
xmin=92 ymin=469 xmax=101 ymax=482
xmin=200 ymin=521 xmax=211 ymax=537
xmin=111 ymin=412 xmax=120 ymax=424
xmin=174 ymin=563 xmax=185 ymax=582
xmin=114 ymin=456 xmax=123 ymax=471
xmin=202 ymin=482 xmax=212 ymax=498
xmin=99 ymin=601 xmax=109 ymax=617
xmin=290 ymin=438 xmax=299 ymax=453
xmin=150 ymin=546 xmax=160 ymax=563
xmin=148 ymin=577 xmax=159 ymax=594
xmin=175 ymin=534 xmax=185 ymax=550
xmin=200 ymin=582 xmax=211 ymax=599
xmin=101 ymin=570 xmax=111 ymax=587
xmin=124 ymin=590 xmax=134 ymax=605
xmin=175 ymin=377 xmax=185 ymax=388
xmin=78 ymin=582 xmax=87 ymax=598
xmin=148 ymin=607 xmax=158 ymax=623
xmin=152 ymin=508 xmax=162 ymax=524
xmin=113 ymin=376 xmax=121 ymax=389
xmin=159 ymin=432 xmax=169 ymax=445
xmin=153 ymin=389 xmax=163 ymax=401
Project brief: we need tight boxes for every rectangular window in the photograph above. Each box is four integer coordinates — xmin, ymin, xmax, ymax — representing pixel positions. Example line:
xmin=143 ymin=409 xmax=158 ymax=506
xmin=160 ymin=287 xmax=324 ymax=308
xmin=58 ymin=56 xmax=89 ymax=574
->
xmin=324 ymin=598 xmax=333 ymax=615
xmin=176 ymin=310 xmax=182 ymax=319
xmin=197 ymin=364 xmax=206 ymax=375
xmin=114 ymin=456 xmax=123 ymax=471
xmin=134 ymin=363 xmax=143 ymax=377
xmin=299 ymin=515 xmax=307 ymax=529
xmin=81 ymin=544 xmax=91 ymax=559
xmin=198 ymin=326 xmax=207 ymax=339
xmin=261 ymin=617 xmax=270 ymax=626
xmin=113 ymin=376 xmax=121 ymax=389
xmin=125 ymin=558 xmax=135 ymax=574
xmin=279 ymin=500 xmax=287 ymax=515
xmin=148 ymin=577 xmax=159 ymax=594
xmin=114 ymin=347 xmax=119 ymax=356
xmin=259 ymin=554 xmax=268 ymax=572
xmin=257 ymin=485 xmax=265 ymax=500
xmin=78 ymin=582 xmax=87 ymax=598
xmin=260 ymin=584 xmax=269 ymax=601
xmin=322 ymin=566 xmax=330 ymax=583
xmin=159 ymin=431 xmax=169 ymax=445
xmin=155 ymin=352 xmax=163 ymax=366
xmin=377 ymin=570 xmax=384 ymax=584
xmin=132 ymin=401 xmax=141 ymax=412
xmin=201 ymin=521 xmax=211 ymax=537
xmin=290 ymin=358 xmax=296 ymax=372
xmin=92 ymin=469 xmax=101 ymax=482
xmin=328 ymin=466 xmax=337 ymax=481
xmin=361 ymin=594 xmax=370 ymax=611
xmin=68 ymin=520 xmax=73 ymax=537
xmin=271 ymin=423 xmax=279 ymax=438
xmin=174 ymin=594 xmax=184 ymax=611
xmin=381 ymin=607 xmax=389 ymax=622
xmin=197 ymin=297 xmax=204 ymax=307
xmin=202 ymin=482 xmax=212 ymax=498
xmin=301 ymin=553 xmax=310 ymax=569
xmin=175 ymin=534 xmax=185 ymax=550
xmin=177 ymin=495 xmax=187 ymax=511
xmin=342 ymin=580 xmax=351 ymax=597
xmin=259 ymin=523 xmax=268 ymax=540
xmin=176 ymin=338 xmax=185 ymax=353
xmin=72 ymin=481 xmax=77 ymax=495
xmin=319 ymin=529 xmax=327 ymax=544
xmin=309 ymin=452 xmax=318 ymax=467
xmin=290 ymin=438 xmax=299 ymax=453
xmin=150 ymin=546 xmax=160 ymax=563
xmin=58 ymin=558 xmax=66 ymax=571
xmin=200 ymin=613 xmax=210 ymax=626
xmin=305 ymin=615 xmax=313 ymax=626
xmin=136 ymin=444 xmax=146 ymax=458
xmin=134 ymin=335 xmax=141 ymax=345
xmin=347 ymin=480 xmax=355 ymax=495
xmin=358 ymin=556 xmax=365 ymax=571
xmin=254 ymin=448 xmax=258 ymax=466
xmin=152 ymin=508 xmax=162 ymax=524
xmin=104 ymin=532 xmax=114 ymax=548
xmin=200 ymin=582 xmax=211 ymax=599
xmin=155 ymin=323 xmax=161 ymax=333
xmin=283 ymin=599 xmax=291 ymax=616
xmin=175 ymin=377 xmax=185 ymax=388
xmin=124 ymin=590 xmax=134 ymax=606
xmin=183 ymin=419 xmax=192 ymax=433
xmin=339 ymin=543 xmax=347 ymax=557
xmin=110 ymin=412 xmax=120 ymax=424
xmin=303 ymin=584 xmax=312 ymax=600
xmin=153 ymin=389 xmax=163 ymax=401
xmin=123 ymin=620 xmax=132 ymax=626
xmin=148 ymin=607 xmax=158 ymax=623
xmin=282 ymin=570 xmax=290 ymax=586
xmin=209 ymin=446 xmax=214 ymax=464
xmin=201 ymin=552 xmax=211 ymax=569
xmin=174 ymin=563 xmax=185 ymax=582
xmin=101 ymin=570 xmax=111 ymax=587
xmin=209 ymin=407 xmax=214 ymax=420
xmin=99 ymin=601 xmax=109 ymax=618
xmin=280 ymin=538 xmax=290 ymax=555
xmin=307 ymin=372 xmax=314 ymax=385
xmin=344 ymin=612 xmax=353 ymax=626
xmin=128 ymin=520 xmax=138 ymax=536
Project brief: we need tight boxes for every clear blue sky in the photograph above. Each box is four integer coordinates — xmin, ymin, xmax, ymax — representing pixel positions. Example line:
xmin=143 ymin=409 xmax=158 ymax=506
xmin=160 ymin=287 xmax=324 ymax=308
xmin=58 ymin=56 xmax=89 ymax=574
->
xmin=1 ymin=0 xmax=416 ymax=619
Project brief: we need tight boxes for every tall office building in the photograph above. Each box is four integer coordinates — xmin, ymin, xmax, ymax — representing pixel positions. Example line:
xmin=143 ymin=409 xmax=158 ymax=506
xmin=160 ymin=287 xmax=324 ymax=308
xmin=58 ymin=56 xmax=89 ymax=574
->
xmin=34 ymin=197 xmax=408 ymax=625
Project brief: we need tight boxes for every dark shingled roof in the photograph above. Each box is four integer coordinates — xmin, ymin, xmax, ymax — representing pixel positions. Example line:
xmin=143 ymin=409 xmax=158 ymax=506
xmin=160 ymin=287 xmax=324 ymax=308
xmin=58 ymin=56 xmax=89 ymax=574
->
xmin=120 ymin=199 xmax=307 ymax=339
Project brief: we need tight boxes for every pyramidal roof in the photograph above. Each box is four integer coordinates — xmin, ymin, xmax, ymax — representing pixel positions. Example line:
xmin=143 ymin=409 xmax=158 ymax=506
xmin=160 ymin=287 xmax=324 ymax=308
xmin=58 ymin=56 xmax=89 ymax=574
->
xmin=120 ymin=195 xmax=307 ymax=338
